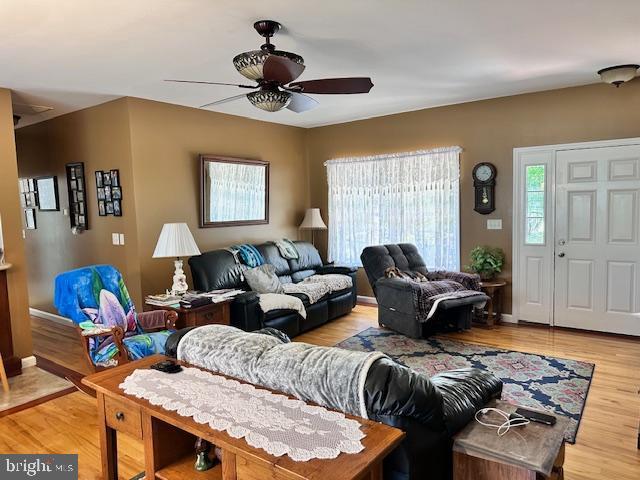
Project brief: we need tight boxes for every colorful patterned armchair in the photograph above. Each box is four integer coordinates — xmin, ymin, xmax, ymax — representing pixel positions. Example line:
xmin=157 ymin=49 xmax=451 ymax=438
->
xmin=54 ymin=265 xmax=177 ymax=371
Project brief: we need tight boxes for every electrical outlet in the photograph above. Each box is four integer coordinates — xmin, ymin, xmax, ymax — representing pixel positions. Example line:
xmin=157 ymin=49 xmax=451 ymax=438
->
xmin=112 ymin=233 xmax=120 ymax=245
xmin=487 ymin=219 xmax=502 ymax=230
xmin=119 ymin=233 xmax=125 ymax=245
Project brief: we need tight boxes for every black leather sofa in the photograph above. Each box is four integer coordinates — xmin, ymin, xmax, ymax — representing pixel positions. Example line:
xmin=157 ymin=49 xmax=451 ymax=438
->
xmin=188 ymin=241 xmax=357 ymax=338
xmin=361 ymin=244 xmax=489 ymax=338
xmin=165 ymin=327 xmax=503 ymax=480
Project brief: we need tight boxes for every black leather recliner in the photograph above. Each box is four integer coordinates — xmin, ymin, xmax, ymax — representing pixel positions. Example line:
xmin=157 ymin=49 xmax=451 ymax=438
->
xmin=188 ymin=241 xmax=357 ymax=337
xmin=361 ymin=244 xmax=488 ymax=338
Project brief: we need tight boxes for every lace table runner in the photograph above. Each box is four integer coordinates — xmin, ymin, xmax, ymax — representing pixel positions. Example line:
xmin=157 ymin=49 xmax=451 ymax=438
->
xmin=120 ymin=368 xmax=365 ymax=461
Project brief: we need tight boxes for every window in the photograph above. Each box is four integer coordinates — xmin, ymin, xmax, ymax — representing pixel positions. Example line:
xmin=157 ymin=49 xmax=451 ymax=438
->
xmin=525 ymin=165 xmax=545 ymax=245
xmin=325 ymin=147 xmax=461 ymax=268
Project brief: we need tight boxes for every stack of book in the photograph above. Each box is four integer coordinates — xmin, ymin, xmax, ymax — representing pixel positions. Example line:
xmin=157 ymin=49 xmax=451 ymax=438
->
xmin=145 ymin=293 xmax=182 ymax=307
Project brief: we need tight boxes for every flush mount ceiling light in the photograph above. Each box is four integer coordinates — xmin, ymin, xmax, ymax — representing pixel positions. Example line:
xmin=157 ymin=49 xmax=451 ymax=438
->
xmin=597 ymin=64 xmax=639 ymax=87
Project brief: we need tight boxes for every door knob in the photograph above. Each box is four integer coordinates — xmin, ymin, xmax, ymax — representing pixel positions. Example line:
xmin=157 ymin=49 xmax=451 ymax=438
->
xmin=558 ymin=252 xmax=565 ymax=258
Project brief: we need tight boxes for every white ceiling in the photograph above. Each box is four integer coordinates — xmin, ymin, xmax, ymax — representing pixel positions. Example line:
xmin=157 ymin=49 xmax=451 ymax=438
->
xmin=3 ymin=0 xmax=640 ymax=128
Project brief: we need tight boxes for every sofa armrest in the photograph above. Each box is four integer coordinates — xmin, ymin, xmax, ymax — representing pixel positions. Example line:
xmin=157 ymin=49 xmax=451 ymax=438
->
xmin=376 ymin=277 xmax=414 ymax=294
xmin=317 ymin=264 xmax=357 ymax=275
xmin=138 ymin=310 xmax=178 ymax=332
xmin=430 ymin=368 xmax=503 ymax=434
xmin=230 ymin=291 xmax=263 ymax=332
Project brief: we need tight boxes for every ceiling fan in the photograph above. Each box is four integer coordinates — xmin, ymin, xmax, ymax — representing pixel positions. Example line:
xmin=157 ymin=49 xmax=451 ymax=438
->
xmin=166 ymin=20 xmax=374 ymax=113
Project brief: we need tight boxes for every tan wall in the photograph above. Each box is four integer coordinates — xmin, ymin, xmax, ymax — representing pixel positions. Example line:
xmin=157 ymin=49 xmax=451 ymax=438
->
xmin=15 ymin=99 xmax=142 ymax=313
xmin=0 ymin=89 xmax=32 ymax=358
xmin=305 ymin=81 xmax=640 ymax=311
xmin=126 ymin=98 xmax=308 ymax=299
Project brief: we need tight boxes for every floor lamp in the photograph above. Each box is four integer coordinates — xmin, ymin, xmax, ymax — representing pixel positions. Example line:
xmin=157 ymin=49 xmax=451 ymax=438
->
xmin=299 ymin=208 xmax=327 ymax=247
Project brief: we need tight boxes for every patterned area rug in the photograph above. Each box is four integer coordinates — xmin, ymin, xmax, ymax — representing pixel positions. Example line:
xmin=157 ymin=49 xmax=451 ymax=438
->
xmin=336 ymin=327 xmax=595 ymax=443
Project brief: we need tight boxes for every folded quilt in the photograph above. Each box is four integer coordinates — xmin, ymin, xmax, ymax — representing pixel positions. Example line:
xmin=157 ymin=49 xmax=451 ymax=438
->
xmin=272 ymin=238 xmax=299 ymax=260
xmin=426 ymin=270 xmax=481 ymax=291
xmin=231 ymin=244 xmax=265 ymax=268
xmin=302 ymin=273 xmax=353 ymax=293
xmin=282 ymin=282 xmax=329 ymax=304
xmin=258 ymin=293 xmax=306 ymax=318
xmin=177 ymin=324 xmax=387 ymax=418
xmin=411 ymin=280 xmax=486 ymax=321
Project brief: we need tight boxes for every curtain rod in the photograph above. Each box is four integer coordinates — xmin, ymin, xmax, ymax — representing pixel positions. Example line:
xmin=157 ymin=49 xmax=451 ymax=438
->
xmin=324 ymin=146 xmax=462 ymax=166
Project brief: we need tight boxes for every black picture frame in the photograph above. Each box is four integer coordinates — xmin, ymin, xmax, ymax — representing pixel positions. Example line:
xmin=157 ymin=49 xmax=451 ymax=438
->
xmin=113 ymin=199 xmax=122 ymax=216
xmin=34 ymin=176 xmax=60 ymax=211
xmin=110 ymin=169 xmax=120 ymax=187
xmin=102 ymin=172 xmax=111 ymax=186
xmin=66 ymin=162 xmax=89 ymax=230
xmin=98 ymin=201 xmax=107 ymax=216
xmin=106 ymin=202 xmax=114 ymax=214
xmin=25 ymin=208 xmax=37 ymax=230
xmin=95 ymin=171 xmax=103 ymax=188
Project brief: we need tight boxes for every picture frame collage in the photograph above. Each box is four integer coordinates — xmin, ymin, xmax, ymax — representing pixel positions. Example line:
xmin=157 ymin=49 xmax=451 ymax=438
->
xmin=95 ymin=169 xmax=122 ymax=217
xmin=18 ymin=178 xmax=38 ymax=230
xmin=66 ymin=162 xmax=89 ymax=230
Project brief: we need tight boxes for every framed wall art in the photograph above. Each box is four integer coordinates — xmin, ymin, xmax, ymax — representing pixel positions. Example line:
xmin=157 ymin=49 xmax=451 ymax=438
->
xmin=66 ymin=162 xmax=89 ymax=231
xmin=95 ymin=169 xmax=123 ymax=217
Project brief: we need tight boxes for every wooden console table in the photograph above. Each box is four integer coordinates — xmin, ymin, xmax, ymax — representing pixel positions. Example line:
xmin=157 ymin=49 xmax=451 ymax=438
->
xmin=0 ymin=264 xmax=21 ymax=378
xmin=82 ymin=355 xmax=404 ymax=480
xmin=474 ymin=279 xmax=507 ymax=327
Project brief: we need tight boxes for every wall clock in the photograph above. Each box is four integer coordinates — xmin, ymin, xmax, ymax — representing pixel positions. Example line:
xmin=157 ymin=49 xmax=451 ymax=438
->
xmin=472 ymin=162 xmax=496 ymax=214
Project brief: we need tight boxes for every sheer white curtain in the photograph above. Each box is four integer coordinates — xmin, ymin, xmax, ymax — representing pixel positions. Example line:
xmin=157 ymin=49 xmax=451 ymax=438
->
xmin=208 ymin=162 xmax=265 ymax=221
xmin=325 ymin=147 xmax=461 ymax=269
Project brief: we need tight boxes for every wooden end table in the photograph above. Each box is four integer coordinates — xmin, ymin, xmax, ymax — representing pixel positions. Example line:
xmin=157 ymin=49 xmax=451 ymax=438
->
xmin=474 ymin=279 xmax=507 ymax=327
xmin=146 ymin=299 xmax=233 ymax=330
xmin=453 ymin=400 xmax=568 ymax=480
xmin=83 ymin=355 xmax=405 ymax=480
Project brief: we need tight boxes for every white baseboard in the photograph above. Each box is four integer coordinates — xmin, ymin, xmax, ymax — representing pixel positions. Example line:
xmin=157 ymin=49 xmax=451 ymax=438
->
xmin=500 ymin=313 xmax=516 ymax=324
xmin=29 ymin=307 xmax=72 ymax=325
xmin=21 ymin=355 xmax=37 ymax=368
xmin=357 ymin=295 xmax=377 ymax=305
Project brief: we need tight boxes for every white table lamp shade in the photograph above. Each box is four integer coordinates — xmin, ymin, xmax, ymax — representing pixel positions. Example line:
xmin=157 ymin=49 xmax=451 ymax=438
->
xmin=152 ymin=223 xmax=201 ymax=258
xmin=299 ymin=208 xmax=327 ymax=230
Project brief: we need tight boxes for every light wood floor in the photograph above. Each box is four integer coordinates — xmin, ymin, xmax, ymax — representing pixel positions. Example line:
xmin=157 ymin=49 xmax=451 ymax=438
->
xmin=0 ymin=306 xmax=637 ymax=479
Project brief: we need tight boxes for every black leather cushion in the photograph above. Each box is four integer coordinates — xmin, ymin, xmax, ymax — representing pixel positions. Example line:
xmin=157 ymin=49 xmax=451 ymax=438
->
xmin=263 ymin=312 xmax=300 ymax=338
xmin=189 ymin=250 xmax=247 ymax=291
xmin=255 ymin=243 xmax=292 ymax=277
xmin=288 ymin=241 xmax=323 ymax=273
xmin=291 ymin=269 xmax=317 ymax=283
xmin=361 ymin=244 xmax=428 ymax=292
xmin=431 ymin=369 xmax=503 ymax=434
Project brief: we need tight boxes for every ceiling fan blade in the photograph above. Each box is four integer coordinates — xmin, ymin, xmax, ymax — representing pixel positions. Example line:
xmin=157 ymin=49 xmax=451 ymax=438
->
xmin=262 ymin=56 xmax=305 ymax=84
xmin=288 ymin=77 xmax=373 ymax=94
xmin=199 ymin=93 xmax=248 ymax=109
xmin=165 ymin=79 xmax=257 ymax=89
xmin=286 ymin=92 xmax=319 ymax=113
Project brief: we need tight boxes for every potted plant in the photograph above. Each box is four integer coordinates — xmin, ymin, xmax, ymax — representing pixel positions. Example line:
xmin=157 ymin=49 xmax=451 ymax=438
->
xmin=467 ymin=246 xmax=505 ymax=281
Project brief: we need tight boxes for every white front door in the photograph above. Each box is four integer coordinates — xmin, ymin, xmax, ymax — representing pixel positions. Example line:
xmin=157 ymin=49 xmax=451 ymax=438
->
xmin=554 ymin=146 xmax=640 ymax=335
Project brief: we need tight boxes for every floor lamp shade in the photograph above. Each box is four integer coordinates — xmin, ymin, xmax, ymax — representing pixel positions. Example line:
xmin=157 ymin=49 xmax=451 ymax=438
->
xmin=299 ymin=208 xmax=327 ymax=230
xmin=153 ymin=223 xmax=201 ymax=258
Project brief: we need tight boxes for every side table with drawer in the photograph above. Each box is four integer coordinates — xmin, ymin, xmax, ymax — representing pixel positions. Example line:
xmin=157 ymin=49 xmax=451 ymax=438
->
xmin=146 ymin=299 xmax=233 ymax=329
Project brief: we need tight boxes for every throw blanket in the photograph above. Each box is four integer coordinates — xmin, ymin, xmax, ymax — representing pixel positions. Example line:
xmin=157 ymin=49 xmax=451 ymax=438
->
xmin=258 ymin=293 xmax=306 ymax=318
xmin=412 ymin=279 xmax=486 ymax=321
xmin=177 ymin=325 xmax=387 ymax=418
xmin=231 ymin=244 xmax=265 ymax=268
xmin=302 ymin=274 xmax=353 ymax=292
xmin=282 ymin=282 xmax=329 ymax=304
xmin=427 ymin=270 xmax=481 ymax=291
xmin=273 ymin=239 xmax=299 ymax=260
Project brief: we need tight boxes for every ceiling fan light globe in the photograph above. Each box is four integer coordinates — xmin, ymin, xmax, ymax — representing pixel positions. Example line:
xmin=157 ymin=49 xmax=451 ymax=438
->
xmin=247 ymin=90 xmax=291 ymax=112
xmin=233 ymin=50 xmax=304 ymax=81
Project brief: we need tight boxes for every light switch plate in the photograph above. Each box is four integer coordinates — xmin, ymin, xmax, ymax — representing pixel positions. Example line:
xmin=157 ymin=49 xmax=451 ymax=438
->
xmin=487 ymin=219 xmax=502 ymax=230
xmin=119 ymin=233 xmax=125 ymax=245
xmin=112 ymin=233 xmax=120 ymax=245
